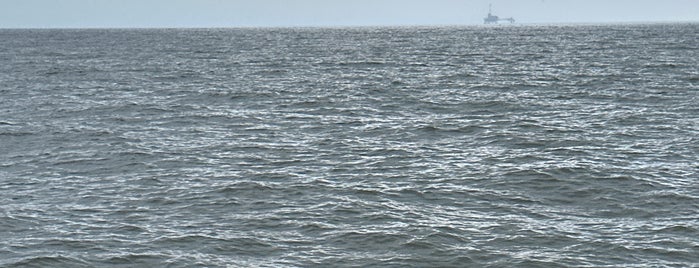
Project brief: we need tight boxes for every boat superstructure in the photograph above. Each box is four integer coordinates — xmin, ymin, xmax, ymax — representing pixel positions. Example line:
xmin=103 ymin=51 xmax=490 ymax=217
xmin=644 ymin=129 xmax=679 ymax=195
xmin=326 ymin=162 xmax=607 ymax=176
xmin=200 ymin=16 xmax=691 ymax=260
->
xmin=484 ymin=4 xmax=515 ymax=24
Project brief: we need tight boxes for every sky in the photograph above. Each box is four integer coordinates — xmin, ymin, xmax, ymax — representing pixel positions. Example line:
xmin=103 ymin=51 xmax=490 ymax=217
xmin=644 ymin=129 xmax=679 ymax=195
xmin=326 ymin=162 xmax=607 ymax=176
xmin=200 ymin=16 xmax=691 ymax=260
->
xmin=0 ymin=0 xmax=698 ymax=28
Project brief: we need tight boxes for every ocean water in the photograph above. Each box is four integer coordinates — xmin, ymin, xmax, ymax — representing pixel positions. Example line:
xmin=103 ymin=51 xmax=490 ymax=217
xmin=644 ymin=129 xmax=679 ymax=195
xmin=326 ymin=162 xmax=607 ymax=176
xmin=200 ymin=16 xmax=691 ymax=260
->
xmin=1 ymin=24 xmax=698 ymax=267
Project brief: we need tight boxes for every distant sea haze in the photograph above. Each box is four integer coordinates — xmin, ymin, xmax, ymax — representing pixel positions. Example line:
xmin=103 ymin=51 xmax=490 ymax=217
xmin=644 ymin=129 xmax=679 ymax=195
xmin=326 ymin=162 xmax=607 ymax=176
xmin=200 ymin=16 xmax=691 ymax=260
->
xmin=1 ymin=24 xmax=698 ymax=267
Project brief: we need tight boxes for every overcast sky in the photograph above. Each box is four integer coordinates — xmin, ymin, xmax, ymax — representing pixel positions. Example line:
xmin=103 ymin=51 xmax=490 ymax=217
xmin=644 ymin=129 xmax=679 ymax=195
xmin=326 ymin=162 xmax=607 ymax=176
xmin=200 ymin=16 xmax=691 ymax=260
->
xmin=1 ymin=0 xmax=698 ymax=28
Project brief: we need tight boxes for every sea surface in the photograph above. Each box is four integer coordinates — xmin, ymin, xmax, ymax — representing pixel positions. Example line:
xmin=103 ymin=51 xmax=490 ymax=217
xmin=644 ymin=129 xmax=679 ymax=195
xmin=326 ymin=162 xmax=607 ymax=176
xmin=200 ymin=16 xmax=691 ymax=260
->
xmin=1 ymin=24 xmax=698 ymax=267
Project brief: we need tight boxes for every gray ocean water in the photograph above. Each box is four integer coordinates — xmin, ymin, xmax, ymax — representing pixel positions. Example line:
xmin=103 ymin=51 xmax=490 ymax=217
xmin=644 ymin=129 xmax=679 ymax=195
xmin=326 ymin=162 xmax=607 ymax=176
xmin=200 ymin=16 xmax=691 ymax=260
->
xmin=1 ymin=24 xmax=698 ymax=267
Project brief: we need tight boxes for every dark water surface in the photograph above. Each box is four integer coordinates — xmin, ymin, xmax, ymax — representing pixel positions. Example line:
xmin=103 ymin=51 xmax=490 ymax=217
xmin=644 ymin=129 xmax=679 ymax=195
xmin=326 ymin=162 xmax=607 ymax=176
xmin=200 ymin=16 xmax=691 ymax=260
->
xmin=1 ymin=24 xmax=698 ymax=267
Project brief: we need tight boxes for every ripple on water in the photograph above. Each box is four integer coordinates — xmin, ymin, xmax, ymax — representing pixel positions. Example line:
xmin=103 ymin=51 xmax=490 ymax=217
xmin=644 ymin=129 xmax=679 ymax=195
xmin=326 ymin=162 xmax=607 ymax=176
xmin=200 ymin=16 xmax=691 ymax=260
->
xmin=1 ymin=25 xmax=698 ymax=267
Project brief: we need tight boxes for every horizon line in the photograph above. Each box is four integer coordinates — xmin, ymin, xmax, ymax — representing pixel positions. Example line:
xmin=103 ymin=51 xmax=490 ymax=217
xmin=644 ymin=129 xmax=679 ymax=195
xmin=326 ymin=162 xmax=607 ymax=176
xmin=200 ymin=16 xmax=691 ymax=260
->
xmin=1 ymin=20 xmax=698 ymax=30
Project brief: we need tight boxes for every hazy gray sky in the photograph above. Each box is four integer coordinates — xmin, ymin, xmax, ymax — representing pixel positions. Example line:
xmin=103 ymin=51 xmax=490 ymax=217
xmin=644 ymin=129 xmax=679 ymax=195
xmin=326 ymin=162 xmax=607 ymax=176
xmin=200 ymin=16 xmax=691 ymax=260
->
xmin=1 ymin=0 xmax=698 ymax=28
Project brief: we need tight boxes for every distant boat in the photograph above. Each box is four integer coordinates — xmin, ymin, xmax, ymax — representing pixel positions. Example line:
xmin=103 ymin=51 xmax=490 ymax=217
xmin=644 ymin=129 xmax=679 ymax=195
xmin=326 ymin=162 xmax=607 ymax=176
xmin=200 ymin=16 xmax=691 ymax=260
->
xmin=484 ymin=4 xmax=515 ymax=24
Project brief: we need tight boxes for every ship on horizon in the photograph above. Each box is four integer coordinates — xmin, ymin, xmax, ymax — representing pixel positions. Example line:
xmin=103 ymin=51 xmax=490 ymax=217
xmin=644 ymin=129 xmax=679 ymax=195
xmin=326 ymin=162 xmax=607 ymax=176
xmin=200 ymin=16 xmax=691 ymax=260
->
xmin=484 ymin=4 xmax=515 ymax=24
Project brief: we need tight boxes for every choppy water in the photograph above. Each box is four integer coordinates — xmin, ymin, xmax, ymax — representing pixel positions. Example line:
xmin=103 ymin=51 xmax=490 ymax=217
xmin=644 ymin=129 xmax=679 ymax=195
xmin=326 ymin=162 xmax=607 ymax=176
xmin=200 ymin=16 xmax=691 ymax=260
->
xmin=1 ymin=24 xmax=698 ymax=267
